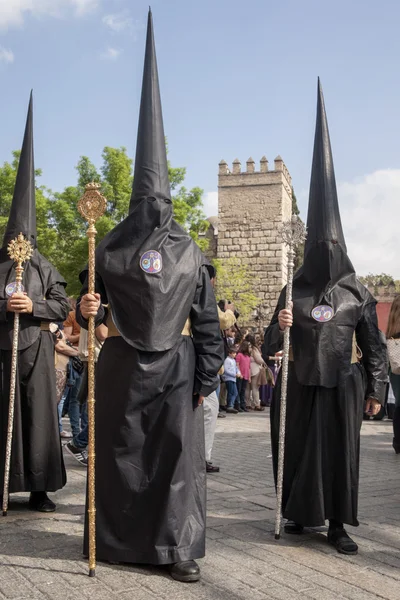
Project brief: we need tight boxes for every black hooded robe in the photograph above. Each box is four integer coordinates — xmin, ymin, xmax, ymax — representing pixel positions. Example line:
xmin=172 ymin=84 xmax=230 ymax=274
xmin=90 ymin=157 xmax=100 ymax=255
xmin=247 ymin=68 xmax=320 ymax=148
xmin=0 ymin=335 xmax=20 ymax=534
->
xmin=262 ymin=79 xmax=387 ymax=528
xmin=77 ymin=264 xmax=223 ymax=564
xmin=0 ymin=257 xmax=69 ymax=495
xmin=263 ymin=282 xmax=387 ymax=527
xmin=0 ymin=92 xmax=69 ymax=496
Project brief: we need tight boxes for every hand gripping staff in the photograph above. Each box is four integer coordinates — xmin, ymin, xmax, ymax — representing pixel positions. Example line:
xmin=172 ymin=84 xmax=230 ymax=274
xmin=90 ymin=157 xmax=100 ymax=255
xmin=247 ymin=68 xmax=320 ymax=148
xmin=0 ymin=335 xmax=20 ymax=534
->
xmin=77 ymin=182 xmax=107 ymax=576
xmin=2 ymin=233 xmax=34 ymax=516
xmin=274 ymin=216 xmax=307 ymax=539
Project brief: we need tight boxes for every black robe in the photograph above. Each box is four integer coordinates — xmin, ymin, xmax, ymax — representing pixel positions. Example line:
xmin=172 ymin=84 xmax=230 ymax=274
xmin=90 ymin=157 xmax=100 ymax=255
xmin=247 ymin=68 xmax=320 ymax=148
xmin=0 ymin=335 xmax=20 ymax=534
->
xmin=77 ymin=265 xmax=223 ymax=565
xmin=0 ymin=275 xmax=69 ymax=495
xmin=262 ymin=284 xmax=387 ymax=527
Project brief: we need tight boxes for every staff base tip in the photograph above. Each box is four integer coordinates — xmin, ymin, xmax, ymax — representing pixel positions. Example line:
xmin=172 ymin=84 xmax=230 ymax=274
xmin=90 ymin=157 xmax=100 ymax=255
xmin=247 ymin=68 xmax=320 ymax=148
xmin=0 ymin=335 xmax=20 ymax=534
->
xmin=89 ymin=568 xmax=95 ymax=577
xmin=275 ymin=533 xmax=280 ymax=540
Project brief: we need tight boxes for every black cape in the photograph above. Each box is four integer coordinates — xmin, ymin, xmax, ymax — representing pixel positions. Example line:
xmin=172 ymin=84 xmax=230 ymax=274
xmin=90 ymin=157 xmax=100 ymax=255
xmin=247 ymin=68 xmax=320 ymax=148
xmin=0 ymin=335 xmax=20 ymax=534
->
xmin=263 ymin=284 xmax=387 ymax=526
xmin=0 ymin=90 xmax=69 ymax=495
xmin=77 ymin=266 xmax=223 ymax=564
xmin=0 ymin=271 xmax=69 ymax=494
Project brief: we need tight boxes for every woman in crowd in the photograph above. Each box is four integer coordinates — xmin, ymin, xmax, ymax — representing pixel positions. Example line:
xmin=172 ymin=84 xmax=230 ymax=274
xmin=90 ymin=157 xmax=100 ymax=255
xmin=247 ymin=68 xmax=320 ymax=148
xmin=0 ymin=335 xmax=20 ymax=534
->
xmin=236 ymin=340 xmax=251 ymax=412
xmin=386 ymin=296 xmax=400 ymax=453
xmin=52 ymin=323 xmax=79 ymax=438
xmin=246 ymin=334 xmax=265 ymax=411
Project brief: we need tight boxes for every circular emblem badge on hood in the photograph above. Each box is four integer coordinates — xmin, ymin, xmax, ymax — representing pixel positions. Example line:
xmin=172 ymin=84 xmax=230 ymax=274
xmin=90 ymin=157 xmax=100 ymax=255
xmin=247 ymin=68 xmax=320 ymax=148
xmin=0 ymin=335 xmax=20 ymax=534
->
xmin=140 ymin=250 xmax=162 ymax=274
xmin=311 ymin=305 xmax=334 ymax=323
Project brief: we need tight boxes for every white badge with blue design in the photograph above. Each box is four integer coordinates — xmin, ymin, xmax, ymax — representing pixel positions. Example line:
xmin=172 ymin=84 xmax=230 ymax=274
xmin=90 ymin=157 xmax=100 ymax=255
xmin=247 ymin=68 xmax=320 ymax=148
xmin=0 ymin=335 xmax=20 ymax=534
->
xmin=140 ymin=250 xmax=162 ymax=274
xmin=311 ymin=305 xmax=334 ymax=323
xmin=6 ymin=282 xmax=24 ymax=297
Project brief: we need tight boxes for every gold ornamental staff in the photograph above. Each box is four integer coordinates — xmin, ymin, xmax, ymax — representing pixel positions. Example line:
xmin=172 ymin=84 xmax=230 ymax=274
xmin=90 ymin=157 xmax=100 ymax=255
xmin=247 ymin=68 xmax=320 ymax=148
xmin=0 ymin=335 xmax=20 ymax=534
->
xmin=2 ymin=233 xmax=34 ymax=516
xmin=77 ymin=182 xmax=107 ymax=577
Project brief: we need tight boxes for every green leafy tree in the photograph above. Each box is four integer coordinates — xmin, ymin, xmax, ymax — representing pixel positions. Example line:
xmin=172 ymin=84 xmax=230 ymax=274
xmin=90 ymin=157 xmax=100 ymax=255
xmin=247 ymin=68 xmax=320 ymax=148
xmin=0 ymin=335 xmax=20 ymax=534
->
xmin=213 ymin=257 xmax=259 ymax=323
xmin=358 ymin=273 xmax=398 ymax=296
xmin=0 ymin=151 xmax=57 ymax=257
xmin=0 ymin=147 xmax=209 ymax=295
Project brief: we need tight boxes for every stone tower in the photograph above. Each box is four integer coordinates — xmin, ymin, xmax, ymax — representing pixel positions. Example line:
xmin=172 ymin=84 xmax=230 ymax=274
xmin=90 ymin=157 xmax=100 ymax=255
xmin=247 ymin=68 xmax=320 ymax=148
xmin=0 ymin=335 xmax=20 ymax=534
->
xmin=217 ymin=156 xmax=293 ymax=328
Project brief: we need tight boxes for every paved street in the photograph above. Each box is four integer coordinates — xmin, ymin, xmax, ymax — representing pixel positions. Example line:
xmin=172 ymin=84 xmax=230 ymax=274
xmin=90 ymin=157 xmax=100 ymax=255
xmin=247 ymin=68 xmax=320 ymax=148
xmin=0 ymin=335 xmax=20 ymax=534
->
xmin=0 ymin=411 xmax=399 ymax=600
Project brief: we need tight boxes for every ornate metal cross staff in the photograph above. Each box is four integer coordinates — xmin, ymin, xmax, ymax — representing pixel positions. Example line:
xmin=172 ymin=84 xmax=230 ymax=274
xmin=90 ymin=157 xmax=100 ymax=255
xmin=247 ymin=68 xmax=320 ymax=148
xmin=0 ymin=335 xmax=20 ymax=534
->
xmin=2 ymin=233 xmax=34 ymax=516
xmin=274 ymin=215 xmax=307 ymax=539
xmin=77 ymin=182 xmax=107 ymax=577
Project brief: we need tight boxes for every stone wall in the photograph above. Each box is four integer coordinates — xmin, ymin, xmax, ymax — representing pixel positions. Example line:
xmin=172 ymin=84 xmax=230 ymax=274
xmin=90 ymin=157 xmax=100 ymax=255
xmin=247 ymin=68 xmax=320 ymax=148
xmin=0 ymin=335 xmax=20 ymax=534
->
xmin=216 ymin=156 xmax=292 ymax=329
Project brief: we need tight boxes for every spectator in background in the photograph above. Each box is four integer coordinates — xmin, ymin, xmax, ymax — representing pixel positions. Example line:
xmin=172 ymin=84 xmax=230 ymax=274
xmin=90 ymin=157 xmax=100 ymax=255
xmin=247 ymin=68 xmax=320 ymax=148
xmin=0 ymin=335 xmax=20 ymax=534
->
xmin=216 ymin=297 xmax=236 ymax=412
xmin=64 ymin=298 xmax=80 ymax=348
xmin=51 ymin=323 xmax=79 ymax=417
xmin=223 ymin=346 xmax=241 ymax=414
xmin=246 ymin=334 xmax=266 ymax=411
xmin=62 ymin=298 xmax=84 ymax=439
xmin=386 ymin=296 xmax=400 ymax=454
xmin=65 ymin=322 xmax=108 ymax=466
xmin=236 ymin=341 xmax=251 ymax=412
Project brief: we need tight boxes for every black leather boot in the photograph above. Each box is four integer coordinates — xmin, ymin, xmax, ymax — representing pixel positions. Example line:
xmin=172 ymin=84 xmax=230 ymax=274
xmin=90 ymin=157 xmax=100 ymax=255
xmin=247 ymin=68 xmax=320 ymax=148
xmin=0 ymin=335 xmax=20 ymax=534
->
xmin=393 ymin=407 xmax=400 ymax=453
xmin=328 ymin=520 xmax=358 ymax=555
xmin=169 ymin=560 xmax=200 ymax=583
xmin=284 ymin=521 xmax=304 ymax=534
xmin=29 ymin=492 xmax=56 ymax=513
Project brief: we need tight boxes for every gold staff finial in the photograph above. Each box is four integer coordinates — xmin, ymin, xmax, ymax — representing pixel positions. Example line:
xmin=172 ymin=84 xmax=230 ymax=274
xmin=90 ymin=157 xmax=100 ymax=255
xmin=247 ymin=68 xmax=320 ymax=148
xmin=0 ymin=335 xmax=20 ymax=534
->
xmin=78 ymin=182 xmax=107 ymax=577
xmin=78 ymin=182 xmax=107 ymax=224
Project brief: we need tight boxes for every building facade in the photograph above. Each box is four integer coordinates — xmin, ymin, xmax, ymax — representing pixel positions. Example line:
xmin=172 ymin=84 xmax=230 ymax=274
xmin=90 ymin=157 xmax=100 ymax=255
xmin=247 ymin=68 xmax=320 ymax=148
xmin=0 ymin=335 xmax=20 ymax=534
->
xmin=205 ymin=155 xmax=293 ymax=330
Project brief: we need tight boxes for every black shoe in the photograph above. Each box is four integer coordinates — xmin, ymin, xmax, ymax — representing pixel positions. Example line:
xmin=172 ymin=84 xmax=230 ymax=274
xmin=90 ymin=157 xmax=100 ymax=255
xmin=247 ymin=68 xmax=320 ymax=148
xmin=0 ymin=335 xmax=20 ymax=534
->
xmin=393 ymin=439 xmax=400 ymax=454
xmin=238 ymin=408 xmax=245 ymax=413
xmin=65 ymin=442 xmax=88 ymax=466
xmin=226 ymin=408 xmax=238 ymax=414
xmin=206 ymin=462 xmax=220 ymax=473
xmin=241 ymin=407 xmax=249 ymax=412
xmin=29 ymin=492 xmax=56 ymax=513
xmin=217 ymin=412 xmax=226 ymax=418
xmin=328 ymin=526 xmax=358 ymax=555
xmin=284 ymin=521 xmax=304 ymax=534
xmin=169 ymin=560 xmax=200 ymax=583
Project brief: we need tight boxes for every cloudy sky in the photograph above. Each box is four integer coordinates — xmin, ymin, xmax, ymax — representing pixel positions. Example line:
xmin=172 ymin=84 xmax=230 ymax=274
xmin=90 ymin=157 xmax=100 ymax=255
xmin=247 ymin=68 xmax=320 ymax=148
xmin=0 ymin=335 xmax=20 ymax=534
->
xmin=0 ymin=0 xmax=400 ymax=276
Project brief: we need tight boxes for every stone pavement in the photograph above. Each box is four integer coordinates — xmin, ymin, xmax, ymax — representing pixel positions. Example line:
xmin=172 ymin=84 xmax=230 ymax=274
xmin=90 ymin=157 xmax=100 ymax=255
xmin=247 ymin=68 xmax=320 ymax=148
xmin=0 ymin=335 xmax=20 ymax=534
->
xmin=0 ymin=412 xmax=399 ymax=600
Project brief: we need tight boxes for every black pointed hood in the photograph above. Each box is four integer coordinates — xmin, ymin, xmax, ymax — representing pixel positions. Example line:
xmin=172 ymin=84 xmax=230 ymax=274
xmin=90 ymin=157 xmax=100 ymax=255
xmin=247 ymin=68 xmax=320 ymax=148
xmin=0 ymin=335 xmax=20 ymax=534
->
xmin=130 ymin=8 xmax=171 ymax=213
xmin=295 ymin=79 xmax=355 ymax=291
xmin=91 ymin=9 xmax=204 ymax=353
xmin=0 ymin=91 xmax=68 ymax=353
xmin=305 ymin=78 xmax=346 ymax=253
xmin=3 ymin=91 xmax=36 ymax=248
xmin=289 ymin=79 xmax=361 ymax=389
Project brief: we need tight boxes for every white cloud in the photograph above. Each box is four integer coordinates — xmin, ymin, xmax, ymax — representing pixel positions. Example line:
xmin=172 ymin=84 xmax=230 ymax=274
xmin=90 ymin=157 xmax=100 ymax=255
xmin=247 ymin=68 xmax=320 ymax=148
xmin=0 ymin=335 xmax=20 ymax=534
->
xmin=339 ymin=169 xmax=400 ymax=278
xmin=100 ymin=46 xmax=122 ymax=60
xmin=102 ymin=11 xmax=131 ymax=32
xmin=203 ymin=191 xmax=218 ymax=218
xmin=102 ymin=11 xmax=144 ymax=37
xmin=0 ymin=46 xmax=14 ymax=63
xmin=0 ymin=0 xmax=99 ymax=29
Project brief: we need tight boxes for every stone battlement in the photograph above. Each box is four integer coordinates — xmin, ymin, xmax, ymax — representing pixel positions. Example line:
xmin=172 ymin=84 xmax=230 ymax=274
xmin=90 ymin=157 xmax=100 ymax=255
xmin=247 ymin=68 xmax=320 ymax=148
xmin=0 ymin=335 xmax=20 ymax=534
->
xmin=216 ymin=154 xmax=293 ymax=329
xmin=219 ymin=156 xmax=292 ymax=192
